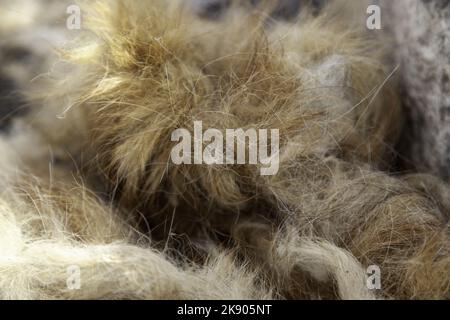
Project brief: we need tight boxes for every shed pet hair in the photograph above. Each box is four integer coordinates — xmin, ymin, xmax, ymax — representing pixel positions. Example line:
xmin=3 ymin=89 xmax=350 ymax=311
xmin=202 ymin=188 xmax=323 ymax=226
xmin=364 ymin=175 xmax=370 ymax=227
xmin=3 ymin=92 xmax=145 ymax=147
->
xmin=0 ymin=0 xmax=449 ymax=299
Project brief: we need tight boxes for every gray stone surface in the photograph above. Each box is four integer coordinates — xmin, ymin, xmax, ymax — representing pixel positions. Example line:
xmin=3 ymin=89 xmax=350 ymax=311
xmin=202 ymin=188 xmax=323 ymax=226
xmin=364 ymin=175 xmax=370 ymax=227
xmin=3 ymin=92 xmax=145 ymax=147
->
xmin=190 ymin=0 xmax=327 ymax=18
xmin=389 ymin=0 xmax=450 ymax=179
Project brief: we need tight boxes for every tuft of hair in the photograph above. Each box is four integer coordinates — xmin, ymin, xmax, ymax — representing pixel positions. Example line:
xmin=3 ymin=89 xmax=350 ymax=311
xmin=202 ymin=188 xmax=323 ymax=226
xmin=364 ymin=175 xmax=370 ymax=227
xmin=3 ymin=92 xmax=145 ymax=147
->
xmin=13 ymin=0 xmax=450 ymax=299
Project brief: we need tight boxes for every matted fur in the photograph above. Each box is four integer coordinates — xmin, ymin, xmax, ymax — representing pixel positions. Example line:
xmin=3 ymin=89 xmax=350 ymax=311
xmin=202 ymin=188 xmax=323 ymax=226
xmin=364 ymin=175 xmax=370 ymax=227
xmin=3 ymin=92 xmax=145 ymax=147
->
xmin=0 ymin=138 xmax=272 ymax=300
xmin=1 ymin=0 xmax=449 ymax=299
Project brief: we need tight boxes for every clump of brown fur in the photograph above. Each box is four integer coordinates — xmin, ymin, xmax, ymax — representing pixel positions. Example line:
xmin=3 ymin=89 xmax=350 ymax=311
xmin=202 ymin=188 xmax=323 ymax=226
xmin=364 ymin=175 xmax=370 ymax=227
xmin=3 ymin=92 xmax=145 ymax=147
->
xmin=5 ymin=0 xmax=450 ymax=299
xmin=0 ymin=156 xmax=272 ymax=299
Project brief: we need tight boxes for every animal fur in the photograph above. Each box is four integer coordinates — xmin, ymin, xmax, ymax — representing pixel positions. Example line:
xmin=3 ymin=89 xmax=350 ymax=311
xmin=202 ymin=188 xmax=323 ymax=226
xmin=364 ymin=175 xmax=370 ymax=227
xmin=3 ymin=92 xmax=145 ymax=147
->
xmin=0 ymin=0 xmax=449 ymax=300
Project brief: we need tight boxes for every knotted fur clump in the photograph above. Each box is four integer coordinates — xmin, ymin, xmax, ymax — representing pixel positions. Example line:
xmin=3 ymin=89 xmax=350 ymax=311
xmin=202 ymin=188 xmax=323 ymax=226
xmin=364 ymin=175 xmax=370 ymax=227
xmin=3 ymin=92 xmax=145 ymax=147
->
xmin=0 ymin=137 xmax=272 ymax=300
xmin=7 ymin=0 xmax=450 ymax=299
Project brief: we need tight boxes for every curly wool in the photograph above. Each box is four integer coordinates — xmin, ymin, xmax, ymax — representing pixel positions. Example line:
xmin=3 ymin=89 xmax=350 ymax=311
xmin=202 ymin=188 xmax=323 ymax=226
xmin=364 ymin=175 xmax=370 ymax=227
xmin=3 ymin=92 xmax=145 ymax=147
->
xmin=2 ymin=0 xmax=449 ymax=299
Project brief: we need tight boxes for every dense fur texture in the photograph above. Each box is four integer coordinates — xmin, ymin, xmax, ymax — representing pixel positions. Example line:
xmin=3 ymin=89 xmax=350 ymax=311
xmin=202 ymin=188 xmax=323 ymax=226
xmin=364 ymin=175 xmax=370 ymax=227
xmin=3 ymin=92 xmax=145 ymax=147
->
xmin=0 ymin=0 xmax=449 ymax=299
